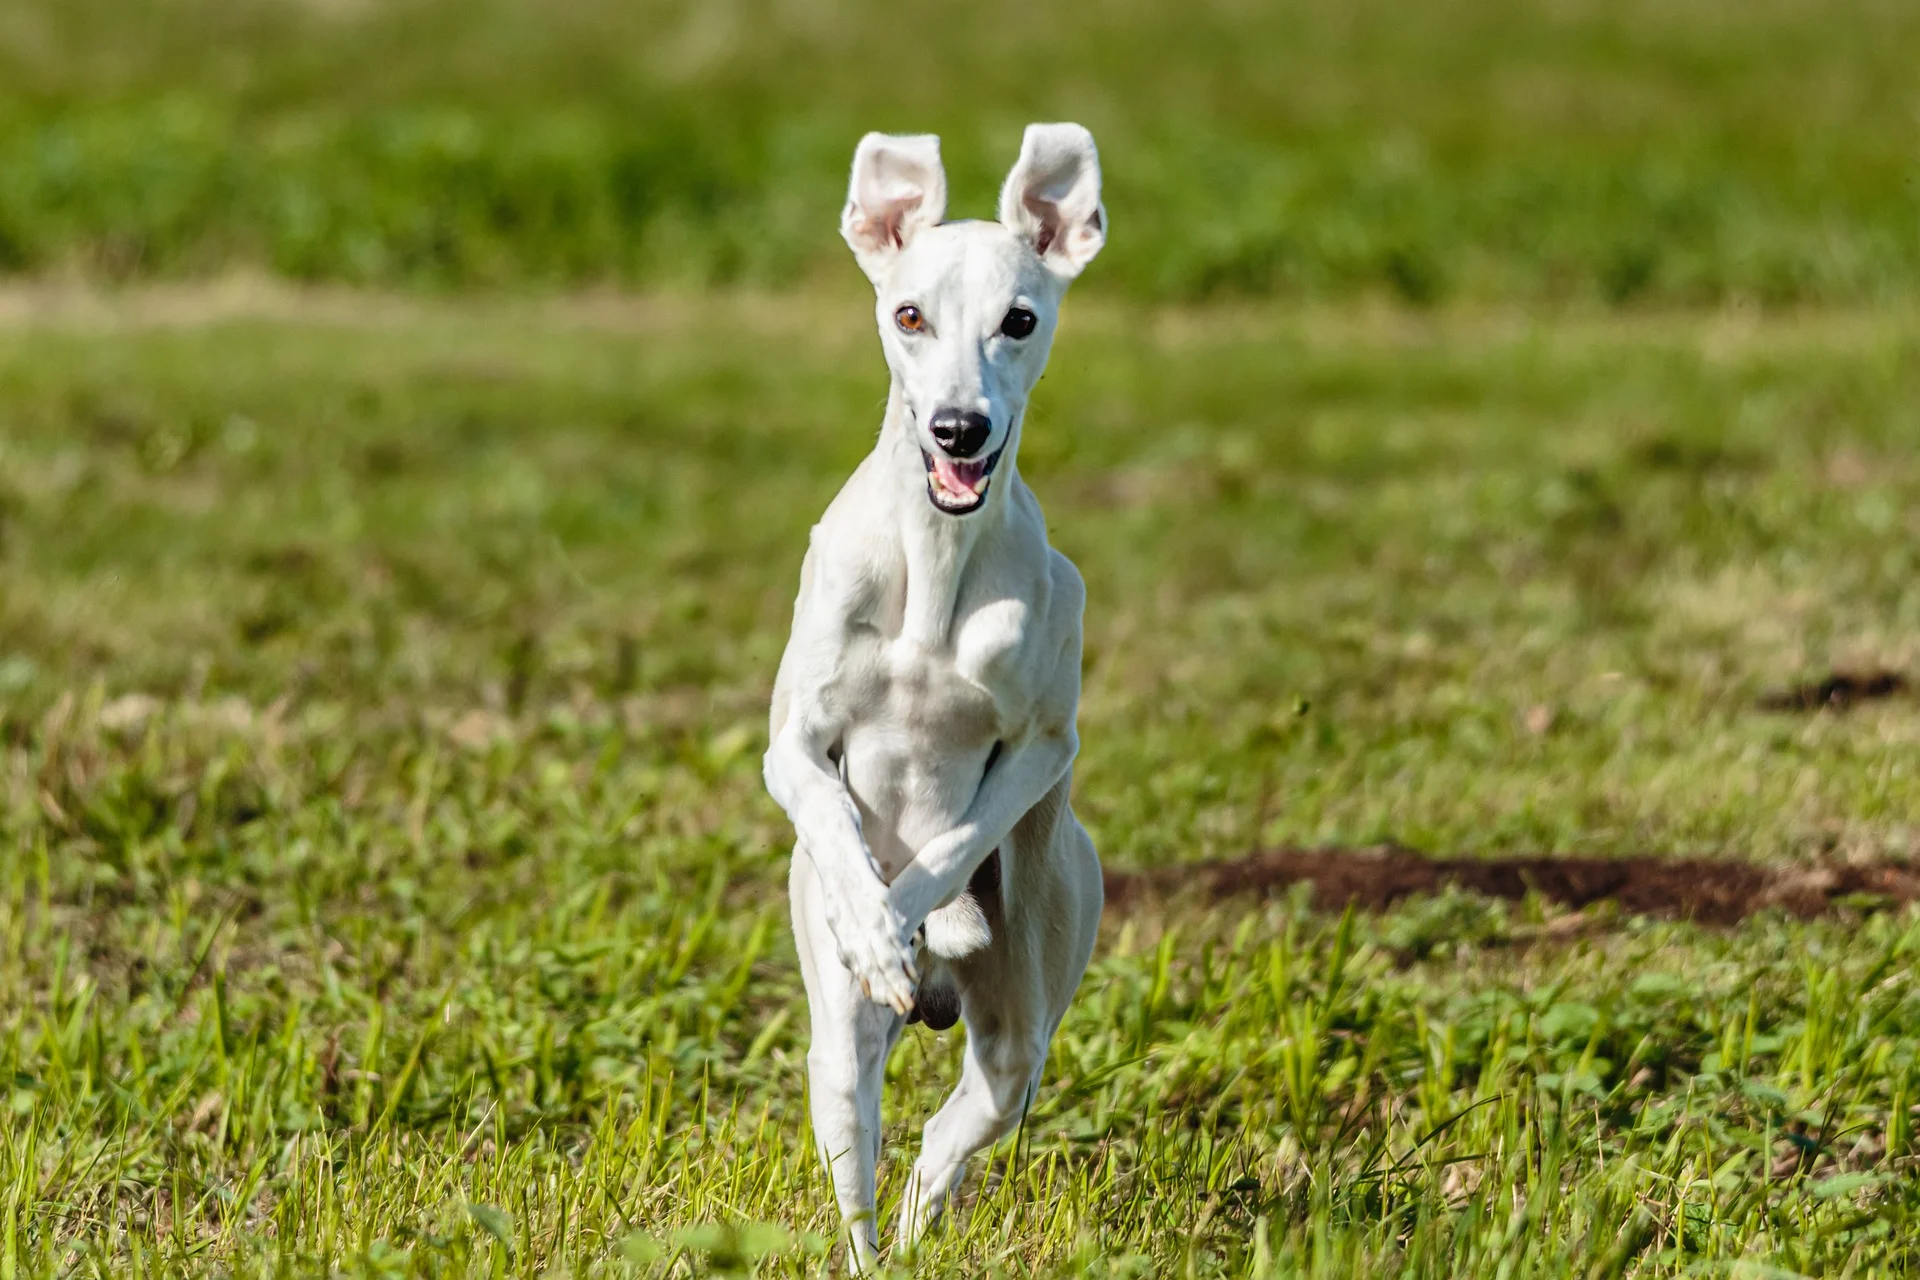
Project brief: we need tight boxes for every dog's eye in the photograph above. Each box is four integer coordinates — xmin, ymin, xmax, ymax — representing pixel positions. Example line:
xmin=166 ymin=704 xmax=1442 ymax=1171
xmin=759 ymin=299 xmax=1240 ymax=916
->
xmin=895 ymin=305 xmax=925 ymax=333
xmin=1000 ymin=307 xmax=1038 ymax=340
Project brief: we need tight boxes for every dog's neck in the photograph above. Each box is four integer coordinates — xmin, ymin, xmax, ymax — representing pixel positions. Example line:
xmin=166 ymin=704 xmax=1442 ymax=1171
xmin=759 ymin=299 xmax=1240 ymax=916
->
xmin=878 ymin=385 xmax=1017 ymax=648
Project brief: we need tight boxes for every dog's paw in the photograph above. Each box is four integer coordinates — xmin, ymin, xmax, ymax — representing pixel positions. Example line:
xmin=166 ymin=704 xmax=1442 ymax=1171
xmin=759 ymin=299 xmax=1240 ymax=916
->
xmin=830 ymin=897 xmax=918 ymax=1015
xmin=846 ymin=934 xmax=918 ymax=1015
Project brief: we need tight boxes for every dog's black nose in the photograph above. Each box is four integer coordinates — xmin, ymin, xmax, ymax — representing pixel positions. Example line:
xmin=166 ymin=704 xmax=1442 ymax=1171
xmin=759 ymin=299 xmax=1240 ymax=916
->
xmin=929 ymin=408 xmax=992 ymax=459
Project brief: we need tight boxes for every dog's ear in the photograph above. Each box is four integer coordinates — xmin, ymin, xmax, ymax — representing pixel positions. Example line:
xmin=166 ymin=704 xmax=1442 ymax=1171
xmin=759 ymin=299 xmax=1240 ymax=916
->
xmin=998 ymin=123 xmax=1106 ymax=279
xmin=841 ymin=132 xmax=947 ymax=282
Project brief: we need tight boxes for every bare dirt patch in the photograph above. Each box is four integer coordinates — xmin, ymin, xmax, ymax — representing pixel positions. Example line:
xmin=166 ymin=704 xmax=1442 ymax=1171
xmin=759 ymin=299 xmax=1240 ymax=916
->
xmin=1756 ymin=669 xmax=1910 ymax=713
xmin=1104 ymin=846 xmax=1920 ymax=923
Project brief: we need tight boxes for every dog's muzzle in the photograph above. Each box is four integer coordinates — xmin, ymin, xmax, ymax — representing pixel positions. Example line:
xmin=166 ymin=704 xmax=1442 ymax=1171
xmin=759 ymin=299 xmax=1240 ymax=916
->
xmin=922 ymin=447 xmax=1003 ymax=515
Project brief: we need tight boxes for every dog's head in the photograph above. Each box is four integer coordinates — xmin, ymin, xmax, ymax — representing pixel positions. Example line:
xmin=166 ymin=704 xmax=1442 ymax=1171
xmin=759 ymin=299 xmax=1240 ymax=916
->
xmin=842 ymin=123 xmax=1106 ymax=516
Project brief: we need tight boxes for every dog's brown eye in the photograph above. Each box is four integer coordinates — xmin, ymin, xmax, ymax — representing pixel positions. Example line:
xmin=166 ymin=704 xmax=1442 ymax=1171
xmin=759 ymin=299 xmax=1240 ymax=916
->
xmin=895 ymin=305 xmax=925 ymax=333
xmin=1000 ymin=307 xmax=1038 ymax=339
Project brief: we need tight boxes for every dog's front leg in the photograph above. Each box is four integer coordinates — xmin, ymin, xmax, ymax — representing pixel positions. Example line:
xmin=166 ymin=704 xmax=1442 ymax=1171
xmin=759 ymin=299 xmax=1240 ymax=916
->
xmin=764 ymin=720 xmax=918 ymax=1013
xmin=889 ymin=727 xmax=1078 ymax=930
xmin=790 ymin=851 xmax=901 ymax=1271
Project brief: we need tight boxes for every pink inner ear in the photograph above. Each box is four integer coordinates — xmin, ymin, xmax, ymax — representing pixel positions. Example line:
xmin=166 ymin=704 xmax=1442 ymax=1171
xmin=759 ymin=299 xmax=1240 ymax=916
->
xmin=1025 ymin=195 xmax=1060 ymax=257
xmin=883 ymin=194 xmax=924 ymax=249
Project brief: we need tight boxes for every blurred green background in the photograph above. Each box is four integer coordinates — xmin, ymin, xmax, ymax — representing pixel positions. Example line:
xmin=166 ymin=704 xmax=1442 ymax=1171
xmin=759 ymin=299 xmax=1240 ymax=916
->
xmin=2 ymin=0 xmax=1917 ymax=302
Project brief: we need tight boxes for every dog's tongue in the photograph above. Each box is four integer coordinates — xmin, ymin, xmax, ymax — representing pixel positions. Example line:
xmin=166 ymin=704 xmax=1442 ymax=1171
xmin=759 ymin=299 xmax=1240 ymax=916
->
xmin=932 ymin=456 xmax=989 ymax=498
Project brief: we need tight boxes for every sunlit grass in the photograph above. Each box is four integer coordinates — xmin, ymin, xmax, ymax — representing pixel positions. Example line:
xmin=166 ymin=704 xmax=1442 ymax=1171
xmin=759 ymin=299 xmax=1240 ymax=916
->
xmin=1 ymin=289 xmax=1916 ymax=1274
xmin=5 ymin=809 xmax=1918 ymax=1275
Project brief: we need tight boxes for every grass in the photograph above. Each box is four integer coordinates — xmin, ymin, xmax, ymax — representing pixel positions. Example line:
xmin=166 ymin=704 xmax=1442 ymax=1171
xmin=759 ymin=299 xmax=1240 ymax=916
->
xmin=0 ymin=0 xmax=1918 ymax=301
xmin=6 ymin=288 xmax=1918 ymax=860
xmin=8 ymin=1 xmax=1920 ymax=1270
xmin=1 ymin=284 xmax=1918 ymax=1275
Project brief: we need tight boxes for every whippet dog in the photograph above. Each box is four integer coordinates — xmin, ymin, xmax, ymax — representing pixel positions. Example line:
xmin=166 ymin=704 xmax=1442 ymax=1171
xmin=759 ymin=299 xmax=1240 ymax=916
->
xmin=763 ymin=123 xmax=1107 ymax=1263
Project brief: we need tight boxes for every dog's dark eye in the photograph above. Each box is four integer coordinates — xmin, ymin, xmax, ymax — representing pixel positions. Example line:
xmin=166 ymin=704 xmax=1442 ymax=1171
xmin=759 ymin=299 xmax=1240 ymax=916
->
xmin=1000 ymin=307 xmax=1038 ymax=340
xmin=895 ymin=305 xmax=925 ymax=333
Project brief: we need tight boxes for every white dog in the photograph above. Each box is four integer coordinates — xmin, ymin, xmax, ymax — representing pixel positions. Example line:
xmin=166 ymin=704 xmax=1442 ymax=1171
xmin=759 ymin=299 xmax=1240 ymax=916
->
xmin=763 ymin=123 xmax=1107 ymax=1264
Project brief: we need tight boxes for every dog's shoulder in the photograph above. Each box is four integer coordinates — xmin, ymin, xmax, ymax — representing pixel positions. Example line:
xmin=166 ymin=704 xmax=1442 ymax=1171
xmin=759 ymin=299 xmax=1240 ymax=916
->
xmin=1044 ymin=547 xmax=1086 ymax=625
xmin=799 ymin=475 xmax=904 ymax=615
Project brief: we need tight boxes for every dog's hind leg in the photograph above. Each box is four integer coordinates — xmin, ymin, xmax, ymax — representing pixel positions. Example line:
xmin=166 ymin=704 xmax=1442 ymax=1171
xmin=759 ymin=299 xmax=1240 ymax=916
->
xmin=897 ymin=783 xmax=1102 ymax=1253
xmin=897 ymin=994 xmax=1051 ymax=1251
xmin=791 ymin=848 xmax=902 ymax=1270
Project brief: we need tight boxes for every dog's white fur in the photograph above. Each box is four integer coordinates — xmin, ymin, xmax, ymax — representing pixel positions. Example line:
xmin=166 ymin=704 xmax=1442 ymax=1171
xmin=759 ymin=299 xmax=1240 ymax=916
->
xmin=763 ymin=123 xmax=1107 ymax=1264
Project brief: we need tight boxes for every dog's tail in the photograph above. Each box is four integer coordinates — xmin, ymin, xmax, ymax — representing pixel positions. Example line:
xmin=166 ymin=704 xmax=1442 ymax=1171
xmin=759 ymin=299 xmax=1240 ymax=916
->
xmin=923 ymin=892 xmax=991 ymax=959
xmin=921 ymin=848 xmax=1001 ymax=960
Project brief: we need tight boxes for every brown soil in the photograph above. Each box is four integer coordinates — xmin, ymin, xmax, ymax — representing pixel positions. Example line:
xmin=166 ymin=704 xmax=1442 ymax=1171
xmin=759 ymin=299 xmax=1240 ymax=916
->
xmin=1756 ymin=669 xmax=1909 ymax=712
xmin=1103 ymin=846 xmax=1920 ymax=924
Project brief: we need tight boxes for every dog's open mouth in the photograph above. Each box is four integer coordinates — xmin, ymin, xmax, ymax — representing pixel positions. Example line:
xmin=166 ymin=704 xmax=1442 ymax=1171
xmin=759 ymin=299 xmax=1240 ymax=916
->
xmin=922 ymin=448 xmax=1003 ymax=515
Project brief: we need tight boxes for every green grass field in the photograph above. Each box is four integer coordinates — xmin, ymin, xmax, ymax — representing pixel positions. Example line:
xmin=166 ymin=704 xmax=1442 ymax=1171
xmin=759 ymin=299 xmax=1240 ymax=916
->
xmin=2 ymin=0 xmax=1919 ymax=301
xmin=3 ymin=287 xmax=1917 ymax=1275
xmin=4 ymin=0 xmax=1920 ymax=1274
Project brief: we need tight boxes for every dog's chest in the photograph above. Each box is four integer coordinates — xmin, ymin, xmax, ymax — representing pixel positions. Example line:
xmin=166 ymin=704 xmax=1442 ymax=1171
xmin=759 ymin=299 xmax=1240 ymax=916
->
xmin=835 ymin=608 xmax=1028 ymax=873
xmin=840 ymin=598 xmax=1030 ymax=740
